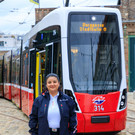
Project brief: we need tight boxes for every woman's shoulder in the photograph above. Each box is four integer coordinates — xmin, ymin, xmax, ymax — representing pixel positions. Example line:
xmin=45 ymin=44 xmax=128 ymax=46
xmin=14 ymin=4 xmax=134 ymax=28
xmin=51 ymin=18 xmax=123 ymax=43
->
xmin=60 ymin=91 xmax=70 ymax=99
xmin=61 ymin=93 xmax=75 ymax=104
xmin=63 ymin=93 xmax=71 ymax=99
xmin=34 ymin=94 xmax=44 ymax=103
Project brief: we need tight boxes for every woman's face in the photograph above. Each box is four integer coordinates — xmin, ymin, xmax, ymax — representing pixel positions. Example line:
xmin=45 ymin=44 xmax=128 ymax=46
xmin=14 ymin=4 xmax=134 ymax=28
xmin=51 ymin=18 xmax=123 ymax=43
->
xmin=46 ymin=76 xmax=60 ymax=93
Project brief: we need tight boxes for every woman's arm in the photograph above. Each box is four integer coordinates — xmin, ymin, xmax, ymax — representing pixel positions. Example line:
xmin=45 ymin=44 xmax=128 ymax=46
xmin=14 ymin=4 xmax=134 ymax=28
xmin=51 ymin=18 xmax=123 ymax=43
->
xmin=68 ymin=98 xmax=77 ymax=135
xmin=29 ymin=98 xmax=39 ymax=135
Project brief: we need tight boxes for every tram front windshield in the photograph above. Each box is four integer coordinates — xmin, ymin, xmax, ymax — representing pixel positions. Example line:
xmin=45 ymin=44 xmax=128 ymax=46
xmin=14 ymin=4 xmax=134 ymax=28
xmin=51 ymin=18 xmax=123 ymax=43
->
xmin=69 ymin=13 xmax=121 ymax=94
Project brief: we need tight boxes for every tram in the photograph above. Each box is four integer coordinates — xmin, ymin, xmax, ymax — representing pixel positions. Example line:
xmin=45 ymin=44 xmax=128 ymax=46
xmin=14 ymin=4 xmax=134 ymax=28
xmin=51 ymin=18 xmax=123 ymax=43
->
xmin=1 ymin=7 xmax=127 ymax=133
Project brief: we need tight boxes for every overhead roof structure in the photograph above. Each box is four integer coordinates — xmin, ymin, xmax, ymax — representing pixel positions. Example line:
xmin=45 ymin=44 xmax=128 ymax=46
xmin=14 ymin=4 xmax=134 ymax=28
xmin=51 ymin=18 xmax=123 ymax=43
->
xmin=69 ymin=0 xmax=121 ymax=7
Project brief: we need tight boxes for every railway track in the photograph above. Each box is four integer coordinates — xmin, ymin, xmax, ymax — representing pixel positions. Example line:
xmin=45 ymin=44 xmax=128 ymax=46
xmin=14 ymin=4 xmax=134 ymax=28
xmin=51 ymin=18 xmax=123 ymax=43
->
xmin=0 ymin=112 xmax=29 ymax=123
xmin=0 ymin=105 xmax=17 ymax=109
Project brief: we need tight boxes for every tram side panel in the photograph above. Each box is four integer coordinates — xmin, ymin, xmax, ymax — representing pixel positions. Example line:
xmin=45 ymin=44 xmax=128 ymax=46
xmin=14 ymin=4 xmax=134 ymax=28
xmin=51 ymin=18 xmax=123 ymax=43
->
xmin=4 ymin=51 xmax=12 ymax=100
xmin=21 ymin=51 xmax=29 ymax=116
xmin=11 ymin=84 xmax=21 ymax=108
xmin=28 ymin=89 xmax=34 ymax=116
xmin=21 ymin=48 xmax=35 ymax=116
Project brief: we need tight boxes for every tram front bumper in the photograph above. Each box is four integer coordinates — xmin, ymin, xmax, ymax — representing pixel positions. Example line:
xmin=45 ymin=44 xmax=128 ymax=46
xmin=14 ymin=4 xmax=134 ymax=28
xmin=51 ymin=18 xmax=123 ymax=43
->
xmin=77 ymin=109 xmax=127 ymax=133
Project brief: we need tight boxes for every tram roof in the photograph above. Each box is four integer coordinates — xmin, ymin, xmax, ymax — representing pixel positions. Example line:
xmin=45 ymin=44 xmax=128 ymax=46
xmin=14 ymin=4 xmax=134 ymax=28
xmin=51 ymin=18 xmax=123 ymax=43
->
xmin=23 ymin=7 xmax=122 ymax=43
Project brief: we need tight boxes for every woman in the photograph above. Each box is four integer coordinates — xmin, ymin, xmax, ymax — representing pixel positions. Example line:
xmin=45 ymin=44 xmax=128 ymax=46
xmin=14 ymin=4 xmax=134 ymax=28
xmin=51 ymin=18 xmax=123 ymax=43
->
xmin=29 ymin=73 xmax=77 ymax=135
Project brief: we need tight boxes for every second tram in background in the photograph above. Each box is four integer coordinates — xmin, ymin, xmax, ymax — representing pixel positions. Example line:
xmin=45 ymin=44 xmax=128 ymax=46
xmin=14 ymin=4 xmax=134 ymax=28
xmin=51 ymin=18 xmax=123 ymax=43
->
xmin=0 ymin=7 xmax=127 ymax=134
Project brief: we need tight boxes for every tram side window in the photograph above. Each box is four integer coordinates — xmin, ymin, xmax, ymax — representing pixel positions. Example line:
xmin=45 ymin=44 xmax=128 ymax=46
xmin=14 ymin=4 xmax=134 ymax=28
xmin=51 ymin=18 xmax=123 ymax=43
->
xmin=53 ymin=43 xmax=62 ymax=82
xmin=22 ymin=52 xmax=29 ymax=86
xmin=11 ymin=59 xmax=16 ymax=83
xmin=45 ymin=43 xmax=62 ymax=81
xmin=16 ymin=58 xmax=20 ymax=85
xmin=4 ymin=61 xmax=10 ymax=83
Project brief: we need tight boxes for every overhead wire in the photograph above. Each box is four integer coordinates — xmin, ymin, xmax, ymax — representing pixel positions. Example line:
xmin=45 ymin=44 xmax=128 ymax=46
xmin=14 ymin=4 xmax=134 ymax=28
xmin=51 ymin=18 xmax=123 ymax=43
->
xmin=3 ymin=3 xmax=36 ymax=34
xmin=4 ymin=24 xmax=21 ymax=33
xmin=21 ymin=3 xmax=35 ymax=24
xmin=0 ymin=19 xmax=20 ymax=23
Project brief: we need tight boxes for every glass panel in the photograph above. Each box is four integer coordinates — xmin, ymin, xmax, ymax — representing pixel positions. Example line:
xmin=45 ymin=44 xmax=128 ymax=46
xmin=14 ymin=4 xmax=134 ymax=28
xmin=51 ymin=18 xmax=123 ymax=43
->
xmin=29 ymin=51 xmax=35 ymax=89
xmin=69 ymin=14 xmax=121 ymax=94
xmin=12 ymin=54 xmax=16 ymax=84
xmin=16 ymin=58 xmax=20 ymax=85
xmin=53 ymin=42 xmax=62 ymax=82
xmin=22 ymin=52 xmax=29 ymax=86
xmin=45 ymin=45 xmax=52 ymax=75
xmin=4 ymin=52 xmax=11 ymax=83
xmin=40 ymin=52 xmax=46 ymax=92
xmin=12 ymin=49 xmax=20 ymax=85
xmin=34 ymin=26 xmax=61 ymax=46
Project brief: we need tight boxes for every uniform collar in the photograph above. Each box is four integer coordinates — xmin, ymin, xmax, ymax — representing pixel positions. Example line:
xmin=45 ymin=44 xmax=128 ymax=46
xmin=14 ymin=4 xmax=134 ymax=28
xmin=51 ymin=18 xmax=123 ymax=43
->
xmin=50 ymin=92 xmax=59 ymax=99
xmin=42 ymin=90 xmax=63 ymax=98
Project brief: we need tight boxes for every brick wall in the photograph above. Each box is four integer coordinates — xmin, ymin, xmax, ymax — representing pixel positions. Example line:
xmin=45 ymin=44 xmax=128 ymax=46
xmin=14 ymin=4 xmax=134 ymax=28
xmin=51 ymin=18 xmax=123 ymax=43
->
xmin=35 ymin=8 xmax=55 ymax=24
xmin=119 ymin=0 xmax=129 ymax=20
xmin=119 ymin=0 xmax=135 ymax=91
xmin=128 ymin=0 xmax=135 ymax=20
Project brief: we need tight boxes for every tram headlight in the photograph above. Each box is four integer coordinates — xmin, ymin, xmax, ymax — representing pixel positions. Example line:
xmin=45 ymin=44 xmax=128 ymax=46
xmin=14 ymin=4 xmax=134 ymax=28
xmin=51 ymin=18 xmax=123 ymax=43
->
xmin=120 ymin=101 xmax=124 ymax=106
xmin=119 ymin=89 xmax=127 ymax=110
xmin=122 ymin=95 xmax=125 ymax=99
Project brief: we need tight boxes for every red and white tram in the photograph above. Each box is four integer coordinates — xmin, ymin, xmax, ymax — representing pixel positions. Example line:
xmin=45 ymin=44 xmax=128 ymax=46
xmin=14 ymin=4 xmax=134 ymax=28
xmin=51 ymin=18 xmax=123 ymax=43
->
xmin=1 ymin=7 xmax=127 ymax=133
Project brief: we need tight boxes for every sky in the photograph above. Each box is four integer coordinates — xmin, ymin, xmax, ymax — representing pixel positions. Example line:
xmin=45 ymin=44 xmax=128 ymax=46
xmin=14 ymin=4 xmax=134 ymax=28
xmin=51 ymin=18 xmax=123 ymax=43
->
xmin=0 ymin=0 xmax=119 ymax=35
xmin=0 ymin=0 xmax=64 ymax=35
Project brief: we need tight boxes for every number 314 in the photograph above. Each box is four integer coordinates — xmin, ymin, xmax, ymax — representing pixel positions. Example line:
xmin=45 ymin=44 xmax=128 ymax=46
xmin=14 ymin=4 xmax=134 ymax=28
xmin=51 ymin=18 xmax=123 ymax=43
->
xmin=94 ymin=105 xmax=104 ymax=111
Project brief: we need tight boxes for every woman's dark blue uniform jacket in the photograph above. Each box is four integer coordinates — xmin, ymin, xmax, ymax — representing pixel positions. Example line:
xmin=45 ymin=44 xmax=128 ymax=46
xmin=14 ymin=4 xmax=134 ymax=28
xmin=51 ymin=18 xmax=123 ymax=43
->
xmin=29 ymin=91 xmax=77 ymax=135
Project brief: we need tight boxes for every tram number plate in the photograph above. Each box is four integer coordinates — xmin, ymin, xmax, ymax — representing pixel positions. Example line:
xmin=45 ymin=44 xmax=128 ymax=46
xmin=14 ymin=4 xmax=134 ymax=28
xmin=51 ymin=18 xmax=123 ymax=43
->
xmin=94 ymin=105 xmax=104 ymax=111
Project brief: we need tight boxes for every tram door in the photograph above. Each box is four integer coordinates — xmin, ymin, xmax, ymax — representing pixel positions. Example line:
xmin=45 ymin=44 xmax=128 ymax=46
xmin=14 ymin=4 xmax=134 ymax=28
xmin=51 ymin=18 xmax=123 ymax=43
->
xmin=35 ymin=50 xmax=46 ymax=98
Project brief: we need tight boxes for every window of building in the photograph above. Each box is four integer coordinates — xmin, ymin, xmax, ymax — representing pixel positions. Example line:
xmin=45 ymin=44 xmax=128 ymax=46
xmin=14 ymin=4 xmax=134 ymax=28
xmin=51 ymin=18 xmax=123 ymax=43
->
xmin=0 ymin=41 xmax=4 ymax=46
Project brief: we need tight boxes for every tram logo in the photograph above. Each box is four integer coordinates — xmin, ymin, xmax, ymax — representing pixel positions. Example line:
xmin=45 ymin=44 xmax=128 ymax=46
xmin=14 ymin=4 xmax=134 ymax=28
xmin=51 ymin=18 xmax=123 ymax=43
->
xmin=92 ymin=96 xmax=105 ymax=105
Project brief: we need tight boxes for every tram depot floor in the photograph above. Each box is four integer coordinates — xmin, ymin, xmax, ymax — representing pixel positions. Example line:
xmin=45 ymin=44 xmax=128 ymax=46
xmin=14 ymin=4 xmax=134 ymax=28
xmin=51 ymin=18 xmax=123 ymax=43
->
xmin=0 ymin=92 xmax=135 ymax=135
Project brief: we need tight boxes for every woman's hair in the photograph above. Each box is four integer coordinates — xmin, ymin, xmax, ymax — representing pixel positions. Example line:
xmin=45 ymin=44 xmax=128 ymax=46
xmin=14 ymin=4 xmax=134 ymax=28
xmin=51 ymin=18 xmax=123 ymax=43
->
xmin=45 ymin=73 xmax=60 ymax=83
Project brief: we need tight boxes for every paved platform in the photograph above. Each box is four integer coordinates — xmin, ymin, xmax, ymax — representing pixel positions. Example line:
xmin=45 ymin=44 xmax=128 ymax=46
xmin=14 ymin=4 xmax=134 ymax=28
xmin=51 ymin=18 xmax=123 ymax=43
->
xmin=0 ymin=92 xmax=135 ymax=135
xmin=117 ymin=92 xmax=135 ymax=135
xmin=0 ymin=99 xmax=29 ymax=135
